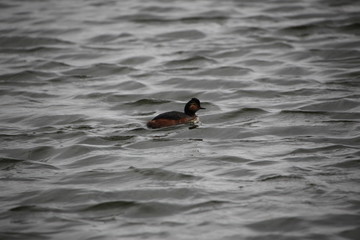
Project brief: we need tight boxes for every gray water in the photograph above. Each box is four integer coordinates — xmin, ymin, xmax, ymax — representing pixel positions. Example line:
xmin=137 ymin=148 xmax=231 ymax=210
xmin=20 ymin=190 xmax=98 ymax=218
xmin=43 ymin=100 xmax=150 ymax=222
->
xmin=1 ymin=0 xmax=360 ymax=239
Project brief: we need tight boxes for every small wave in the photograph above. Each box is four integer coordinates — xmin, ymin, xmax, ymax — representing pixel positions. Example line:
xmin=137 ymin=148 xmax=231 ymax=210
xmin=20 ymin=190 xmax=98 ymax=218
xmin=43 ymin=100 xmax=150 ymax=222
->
xmin=339 ymin=22 xmax=360 ymax=35
xmin=57 ymin=166 xmax=200 ymax=185
xmin=254 ymin=77 xmax=315 ymax=86
xmin=114 ymin=10 xmax=229 ymax=24
xmin=138 ymin=6 xmax=184 ymax=13
xmin=194 ymin=66 xmax=253 ymax=77
xmin=246 ymin=216 xmax=306 ymax=232
xmin=101 ymin=135 xmax=135 ymax=141
xmin=161 ymin=77 xmax=251 ymax=90
xmin=0 ymin=157 xmax=58 ymax=171
xmin=164 ymin=56 xmax=217 ymax=68
xmin=215 ymin=167 xmax=255 ymax=177
xmin=83 ymin=200 xmax=138 ymax=211
xmin=299 ymin=99 xmax=360 ymax=112
xmin=115 ymin=80 xmax=147 ymax=91
xmin=0 ymin=36 xmax=73 ymax=48
xmin=9 ymin=205 xmax=65 ymax=214
xmin=288 ymin=144 xmax=353 ymax=155
xmin=278 ymin=21 xmax=333 ymax=37
xmin=61 ymin=155 xmax=117 ymax=169
xmin=257 ymin=174 xmax=304 ymax=182
xmin=1 ymin=89 xmax=58 ymax=100
xmin=328 ymin=159 xmax=360 ymax=169
xmin=234 ymin=89 xmax=282 ymax=98
xmin=273 ymin=65 xmax=313 ymax=76
xmin=82 ymin=199 xmax=226 ymax=218
xmin=35 ymin=61 xmax=71 ymax=70
xmin=208 ymin=155 xmax=253 ymax=164
xmin=328 ymin=69 xmax=360 ymax=84
xmin=0 ymin=46 xmax=68 ymax=55
xmin=54 ymin=144 xmax=94 ymax=162
xmin=19 ymin=188 xmax=98 ymax=205
xmin=206 ymin=108 xmax=267 ymax=125
xmin=173 ymin=127 xmax=256 ymax=140
xmin=26 ymin=146 xmax=57 ymax=162
xmin=125 ymin=98 xmax=170 ymax=106
xmin=119 ymin=56 xmax=154 ymax=65
xmin=128 ymin=166 xmax=201 ymax=181
xmin=264 ymin=4 xmax=305 ymax=13
xmin=247 ymin=160 xmax=277 ymax=166
xmin=87 ymin=34 xmax=126 ymax=43
xmin=0 ymin=3 xmax=16 ymax=9
xmin=242 ymin=58 xmax=281 ymax=67
xmin=304 ymin=135 xmax=360 ymax=148
xmin=0 ymin=70 xmax=58 ymax=84
xmin=211 ymin=49 xmax=250 ymax=58
xmin=155 ymin=30 xmax=206 ymax=41
xmin=226 ymin=108 xmax=268 ymax=117
xmin=280 ymin=88 xmax=328 ymax=96
xmin=112 ymin=13 xmax=168 ymax=23
xmin=280 ymin=109 xmax=330 ymax=115
xmin=62 ymin=63 xmax=136 ymax=78
xmin=183 ymin=10 xmax=230 ymax=21
xmin=22 ymin=114 xmax=88 ymax=128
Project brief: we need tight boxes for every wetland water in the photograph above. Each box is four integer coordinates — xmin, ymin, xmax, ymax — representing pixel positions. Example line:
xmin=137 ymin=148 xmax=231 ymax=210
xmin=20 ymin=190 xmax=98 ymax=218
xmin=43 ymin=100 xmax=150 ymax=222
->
xmin=0 ymin=0 xmax=360 ymax=239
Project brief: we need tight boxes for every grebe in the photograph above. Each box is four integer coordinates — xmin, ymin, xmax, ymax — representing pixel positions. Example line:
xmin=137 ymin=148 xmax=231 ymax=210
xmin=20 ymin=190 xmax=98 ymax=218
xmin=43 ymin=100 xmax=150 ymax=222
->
xmin=147 ymin=98 xmax=205 ymax=129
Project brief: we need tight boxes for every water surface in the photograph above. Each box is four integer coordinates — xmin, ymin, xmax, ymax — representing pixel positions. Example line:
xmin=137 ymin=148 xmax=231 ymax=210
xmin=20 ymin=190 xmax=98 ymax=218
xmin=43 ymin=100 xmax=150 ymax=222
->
xmin=1 ymin=0 xmax=360 ymax=239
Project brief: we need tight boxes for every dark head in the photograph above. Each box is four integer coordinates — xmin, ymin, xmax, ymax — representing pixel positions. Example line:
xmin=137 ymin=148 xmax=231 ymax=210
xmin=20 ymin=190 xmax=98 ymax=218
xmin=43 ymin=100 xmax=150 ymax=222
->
xmin=184 ymin=98 xmax=205 ymax=116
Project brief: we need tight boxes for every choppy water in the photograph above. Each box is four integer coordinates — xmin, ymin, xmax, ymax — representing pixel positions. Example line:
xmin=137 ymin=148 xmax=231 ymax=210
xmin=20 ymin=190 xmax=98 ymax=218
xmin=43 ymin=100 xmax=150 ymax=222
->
xmin=1 ymin=0 xmax=360 ymax=239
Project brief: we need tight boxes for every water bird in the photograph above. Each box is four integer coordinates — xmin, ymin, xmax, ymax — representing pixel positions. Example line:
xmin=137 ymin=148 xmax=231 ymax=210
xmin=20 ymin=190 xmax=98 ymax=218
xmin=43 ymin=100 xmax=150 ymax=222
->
xmin=147 ymin=98 xmax=205 ymax=129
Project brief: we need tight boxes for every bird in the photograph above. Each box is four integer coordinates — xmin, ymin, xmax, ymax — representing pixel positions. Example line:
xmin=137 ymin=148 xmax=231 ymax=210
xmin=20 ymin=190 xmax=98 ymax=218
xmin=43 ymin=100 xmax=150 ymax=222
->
xmin=147 ymin=98 xmax=205 ymax=129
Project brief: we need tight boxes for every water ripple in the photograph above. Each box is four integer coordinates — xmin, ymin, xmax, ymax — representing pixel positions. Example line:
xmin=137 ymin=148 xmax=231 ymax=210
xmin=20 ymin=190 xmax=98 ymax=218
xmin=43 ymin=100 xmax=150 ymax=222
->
xmin=1 ymin=0 xmax=360 ymax=239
